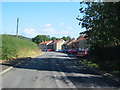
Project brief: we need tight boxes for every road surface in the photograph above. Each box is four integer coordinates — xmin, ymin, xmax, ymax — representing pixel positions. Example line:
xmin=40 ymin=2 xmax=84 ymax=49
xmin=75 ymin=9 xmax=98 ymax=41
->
xmin=2 ymin=52 xmax=120 ymax=89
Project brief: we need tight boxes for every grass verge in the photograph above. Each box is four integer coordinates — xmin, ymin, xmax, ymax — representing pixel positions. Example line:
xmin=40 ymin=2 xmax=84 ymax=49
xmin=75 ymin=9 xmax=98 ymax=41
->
xmin=0 ymin=34 xmax=45 ymax=63
xmin=78 ymin=57 xmax=120 ymax=79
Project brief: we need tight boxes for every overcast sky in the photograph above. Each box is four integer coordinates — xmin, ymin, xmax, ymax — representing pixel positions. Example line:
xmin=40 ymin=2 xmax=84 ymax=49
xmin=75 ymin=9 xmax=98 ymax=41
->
xmin=2 ymin=2 xmax=86 ymax=38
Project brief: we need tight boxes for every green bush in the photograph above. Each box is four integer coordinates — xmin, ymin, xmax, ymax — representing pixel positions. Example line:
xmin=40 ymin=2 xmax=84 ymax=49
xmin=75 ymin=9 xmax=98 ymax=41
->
xmin=1 ymin=35 xmax=39 ymax=60
xmin=80 ymin=59 xmax=99 ymax=68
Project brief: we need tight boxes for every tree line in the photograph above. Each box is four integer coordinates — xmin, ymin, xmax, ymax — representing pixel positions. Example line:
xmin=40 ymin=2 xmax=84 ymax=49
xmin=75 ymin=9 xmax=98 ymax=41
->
xmin=32 ymin=35 xmax=73 ymax=44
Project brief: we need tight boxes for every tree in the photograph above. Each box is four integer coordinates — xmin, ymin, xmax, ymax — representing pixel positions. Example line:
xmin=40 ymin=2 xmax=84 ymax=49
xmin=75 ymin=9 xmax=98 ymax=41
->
xmin=50 ymin=37 xmax=59 ymax=41
xmin=77 ymin=2 xmax=120 ymax=47
xmin=61 ymin=36 xmax=71 ymax=41
xmin=32 ymin=35 xmax=50 ymax=44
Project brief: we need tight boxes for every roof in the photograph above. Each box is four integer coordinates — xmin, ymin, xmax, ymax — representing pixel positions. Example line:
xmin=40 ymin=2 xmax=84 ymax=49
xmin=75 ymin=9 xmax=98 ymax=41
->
xmin=39 ymin=41 xmax=52 ymax=44
xmin=53 ymin=39 xmax=61 ymax=44
xmin=63 ymin=38 xmax=75 ymax=45
xmin=63 ymin=40 xmax=69 ymax=44
xmin=74 ymin=38 xmax=87 ymax=43
xmin=53 ymin=39 xmax=64 ymax=44
xmin=67 ymin=40 xmax=75 ymax=45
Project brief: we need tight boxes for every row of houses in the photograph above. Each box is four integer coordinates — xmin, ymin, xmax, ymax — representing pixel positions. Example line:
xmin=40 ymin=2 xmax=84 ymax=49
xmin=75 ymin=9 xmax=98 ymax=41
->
xmin=39 ymin=35 xmax=89 ymax=51
xmin=39 ymin=39 xmax=65 ymax=51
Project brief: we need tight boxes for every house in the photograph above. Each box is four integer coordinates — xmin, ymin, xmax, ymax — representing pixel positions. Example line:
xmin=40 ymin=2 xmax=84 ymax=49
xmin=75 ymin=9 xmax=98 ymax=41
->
xmin=72 ymin=40 xmax=79 ymax=50
xmin=72 ymin=35 xmax=89 ymax=50
xmin=52 ymin=39 xmax=65 ymax=51
xmin=62 ymin=40 xmax=70 ymax=50
xmin=62 ymin=39 xmax=75 ymax=50
xmin=67 ymin=39 xmax=76 ymax=49
xmin=39 ymin=40 xmax=53 ymax=50
xmin=77 ymin=37 xmax=88 ymax=50
xmin=39 ymin=39 xmax=65 ymax=51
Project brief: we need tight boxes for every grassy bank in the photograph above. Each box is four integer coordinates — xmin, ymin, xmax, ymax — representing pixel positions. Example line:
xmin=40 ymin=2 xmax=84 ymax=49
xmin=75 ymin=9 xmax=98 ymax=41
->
xmin=1 ymin=35 xmax=43 ymax=61
xmin=78 ymin=57 xmax=120 ymax=78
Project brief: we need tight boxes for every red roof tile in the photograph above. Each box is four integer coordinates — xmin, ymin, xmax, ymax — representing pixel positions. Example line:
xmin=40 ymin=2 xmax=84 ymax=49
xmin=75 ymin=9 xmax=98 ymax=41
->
xmin=53 ymin=39 xmax=63 ymax=44
xmin=74 ymin=38 xmax=87 ymax=43
xmin=39 ymin=41 xmax=52 ymax=44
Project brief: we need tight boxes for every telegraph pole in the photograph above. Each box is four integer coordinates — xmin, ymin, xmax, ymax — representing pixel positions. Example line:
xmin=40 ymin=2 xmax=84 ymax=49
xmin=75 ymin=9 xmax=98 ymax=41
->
xmin=16 ymin=18 xmax=19 ymax=37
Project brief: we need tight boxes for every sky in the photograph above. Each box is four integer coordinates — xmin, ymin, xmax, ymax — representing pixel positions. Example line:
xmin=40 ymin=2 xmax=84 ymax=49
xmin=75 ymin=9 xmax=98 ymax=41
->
xmin=2 ymin=2 xmax=86 ymax=39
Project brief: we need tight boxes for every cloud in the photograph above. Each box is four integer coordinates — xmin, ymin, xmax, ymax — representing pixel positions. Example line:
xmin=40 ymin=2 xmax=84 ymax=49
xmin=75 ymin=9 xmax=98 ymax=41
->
xmin=24 ymin=23 xmax=57 ymax=37
xmin=24 ymin=28 xmax=71 ymax=38
xmin=40 ymin=24 xmax=52 ymax=28
xmin=61 ymin=30 xmax=69 ymax=34
xmin=66 ymin=25 xmax=73 ymax=30
xmin=41 ymin=28 xmax=57 ymax=35
xmin=56 ymin=30 xmax=70 ymax=37
xmin=24 ymin=28 xmax=38 ymax=36
xmin=23 ymin=23 xmax=73 ymax=38
xmin=59 ymin=22 xmax=64 ymax=26
xmin=40 ymin=23 xmax=57 ymax=35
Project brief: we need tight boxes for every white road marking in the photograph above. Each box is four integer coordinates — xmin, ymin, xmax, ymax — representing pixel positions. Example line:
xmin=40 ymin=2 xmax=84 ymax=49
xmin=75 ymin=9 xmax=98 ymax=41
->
xmin=52 ymin=53 xmax=78 ymax=89
xmin=56 ymin=64 xmax=77 ymax=89
xmin=0 ymin=67 xmax=13 ymax=75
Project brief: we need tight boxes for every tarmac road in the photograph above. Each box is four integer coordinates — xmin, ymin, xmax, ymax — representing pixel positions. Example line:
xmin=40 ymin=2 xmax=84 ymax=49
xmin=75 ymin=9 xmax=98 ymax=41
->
xmin=1 ymin=52 xmax=120 ymax=89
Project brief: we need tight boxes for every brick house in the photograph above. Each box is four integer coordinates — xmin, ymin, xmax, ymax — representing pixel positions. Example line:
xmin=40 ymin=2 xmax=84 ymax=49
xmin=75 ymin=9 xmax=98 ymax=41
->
xmin=62 ymin=39 xmax=75 ymax=50
xmin=72 ymin=36 xmax=89 ymax=50
xmin=39 ymin=40 xmax=53 ymax=50
xmin=78 ymin=38 xmax=89 ymax=50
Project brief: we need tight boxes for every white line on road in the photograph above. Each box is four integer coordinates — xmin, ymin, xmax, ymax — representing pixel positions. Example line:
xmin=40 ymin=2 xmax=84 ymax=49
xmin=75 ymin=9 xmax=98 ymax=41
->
xmin=0 ymin=60 xmax=25 ymax=75
xmin=56 ymin=63 xmax=77 ymax=89
xmin=0 ymin=67 xmax=13 ymax=75
xmin=52 ymin=53 xmax=78 ymax=89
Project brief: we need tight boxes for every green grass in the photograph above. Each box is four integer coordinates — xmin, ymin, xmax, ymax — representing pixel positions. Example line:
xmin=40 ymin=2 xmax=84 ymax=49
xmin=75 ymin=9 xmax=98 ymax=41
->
xmin=79 ymin=57 xmax=120 ymax=78
xmin=1 ymin=34 xmax=40 ymax=60
xmin=80 ymin=59 xmax=100 ymax=68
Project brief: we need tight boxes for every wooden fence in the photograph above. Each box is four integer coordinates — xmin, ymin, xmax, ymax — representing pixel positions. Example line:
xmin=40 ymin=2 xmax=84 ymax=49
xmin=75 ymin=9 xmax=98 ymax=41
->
xmin=94 ymin=45 xmax=120 ymax=61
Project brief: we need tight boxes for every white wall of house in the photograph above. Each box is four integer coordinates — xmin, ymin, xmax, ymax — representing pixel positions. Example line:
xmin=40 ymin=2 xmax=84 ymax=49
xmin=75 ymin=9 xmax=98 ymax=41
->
xmin=57 ymin=39 xmax=65 ymax=51
xmin=54 ymin=39 xmax=65 ymax=51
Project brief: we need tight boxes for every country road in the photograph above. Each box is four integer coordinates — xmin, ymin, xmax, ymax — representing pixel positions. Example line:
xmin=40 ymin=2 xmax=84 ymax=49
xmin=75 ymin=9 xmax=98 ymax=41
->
xmin=1 ymin=52 xmax=120 ymax=89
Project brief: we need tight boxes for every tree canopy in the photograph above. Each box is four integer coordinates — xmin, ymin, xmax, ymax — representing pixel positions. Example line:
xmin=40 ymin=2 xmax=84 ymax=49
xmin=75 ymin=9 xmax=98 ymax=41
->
xmin=61 ymin=36 xmax=71 ymax=41
xmin=32 ymin=35 xmax=72 ymax=44
xmin=77 ymin=2 xmax=120 ymax=47
xmin=32 ymin=35 xmax=50 ymax=44
xmin=50 ymin=37 xmax=60 ymax=41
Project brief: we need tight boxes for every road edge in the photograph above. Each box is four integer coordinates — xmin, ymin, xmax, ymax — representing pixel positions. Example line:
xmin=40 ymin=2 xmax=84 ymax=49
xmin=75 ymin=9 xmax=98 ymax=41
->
xmin=76 ymin=59 xmax=120 ymax=85
xmin=0 ymin=52 xmax=45 ymax=75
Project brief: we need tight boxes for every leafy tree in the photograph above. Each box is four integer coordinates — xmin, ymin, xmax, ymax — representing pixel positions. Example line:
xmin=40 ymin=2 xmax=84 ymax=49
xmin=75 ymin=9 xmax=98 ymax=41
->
xmin=50 ymin=37 xmax=59 ymax=41
xmin=32 ymin=35 xmax=74 ymax=44
xmin=61 ymin=36 xmax=71 ymax=41
xmin=77 ymin=2 xmax=120 ymax=47
xmin=32 ymin=35 xmax=50 ymax=44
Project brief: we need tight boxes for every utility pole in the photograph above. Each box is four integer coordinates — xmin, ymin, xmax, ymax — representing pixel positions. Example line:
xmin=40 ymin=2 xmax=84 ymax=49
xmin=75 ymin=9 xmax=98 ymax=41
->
xmin=16 ymin=18 xmax=19 ymax=37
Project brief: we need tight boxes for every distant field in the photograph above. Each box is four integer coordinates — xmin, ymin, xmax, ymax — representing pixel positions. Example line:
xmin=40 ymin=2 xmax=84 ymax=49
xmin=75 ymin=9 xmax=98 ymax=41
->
xmin=1 ymin=35 xmax=42 ymax=60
